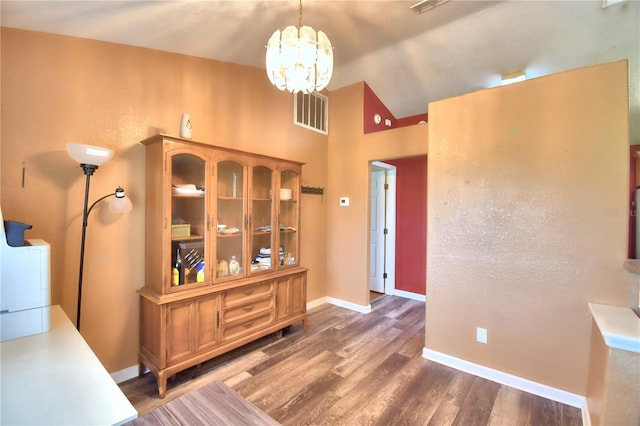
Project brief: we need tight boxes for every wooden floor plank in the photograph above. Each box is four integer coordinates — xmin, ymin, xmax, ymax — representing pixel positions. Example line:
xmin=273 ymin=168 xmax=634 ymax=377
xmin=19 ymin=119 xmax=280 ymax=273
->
xmin=452 ymin=377 xmax=501 ymax=426
xmin=488 ymin=386 xmax=528 ymax=426
xmin=120 ymin=296 xmax=583 ymax=426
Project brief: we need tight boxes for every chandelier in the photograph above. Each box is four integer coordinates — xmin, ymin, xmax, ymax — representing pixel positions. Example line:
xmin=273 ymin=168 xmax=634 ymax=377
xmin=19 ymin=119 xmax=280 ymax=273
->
xmin=266 ymin=0 xmax=333 ymax=94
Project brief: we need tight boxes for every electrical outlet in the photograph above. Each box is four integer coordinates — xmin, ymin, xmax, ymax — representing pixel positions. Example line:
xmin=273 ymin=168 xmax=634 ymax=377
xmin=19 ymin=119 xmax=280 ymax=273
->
xmin=476 ymin=327 xmax=488 ymax=344
xmin=339 ymin=197 xmax=350 ymax=206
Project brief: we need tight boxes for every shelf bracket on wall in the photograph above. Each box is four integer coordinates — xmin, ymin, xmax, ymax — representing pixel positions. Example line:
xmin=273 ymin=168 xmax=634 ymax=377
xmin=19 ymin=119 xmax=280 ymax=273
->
xmin=301 ymin=186 xmax=324 ymax=195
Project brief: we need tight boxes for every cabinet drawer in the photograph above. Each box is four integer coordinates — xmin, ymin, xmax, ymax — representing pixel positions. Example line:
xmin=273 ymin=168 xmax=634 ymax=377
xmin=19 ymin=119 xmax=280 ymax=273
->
xmin=222 ymin=312 xmax=273 ymax=342
xmin=223 ymin=282 xmax=272 ymax=307
xmin=221 ymin=296 xmax=272 ymax=325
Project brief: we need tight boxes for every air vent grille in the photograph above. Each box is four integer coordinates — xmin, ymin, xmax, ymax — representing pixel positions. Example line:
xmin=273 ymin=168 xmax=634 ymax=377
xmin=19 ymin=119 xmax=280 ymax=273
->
xmin=294 ymin=92 xmax=328 ymax=135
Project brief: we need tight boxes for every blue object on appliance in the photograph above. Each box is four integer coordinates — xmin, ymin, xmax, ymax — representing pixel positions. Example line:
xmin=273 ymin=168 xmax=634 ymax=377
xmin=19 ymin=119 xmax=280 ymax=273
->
xmin=3 ymin=220 xmax=32 ymax=247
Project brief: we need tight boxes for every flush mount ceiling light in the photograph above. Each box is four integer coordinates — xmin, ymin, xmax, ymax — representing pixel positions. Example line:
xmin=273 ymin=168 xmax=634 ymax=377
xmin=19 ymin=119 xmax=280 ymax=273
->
xmin=501 ymin=71 xmax=527 ymax=85
xmin=602 ymin=0 xmax=628 ymax=8
xmin=410 ymin=0 xmax=451 ymax=14
xmin=266 ymin=0 xmax=333 ymax=94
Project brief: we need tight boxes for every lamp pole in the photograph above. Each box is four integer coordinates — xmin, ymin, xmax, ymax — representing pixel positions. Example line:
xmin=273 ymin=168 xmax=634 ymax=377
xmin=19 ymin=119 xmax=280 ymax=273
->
xmin=76 ymin=163 xmax=98 ymax=331
xmin=76 ymin=182 xmax=129 ymax=331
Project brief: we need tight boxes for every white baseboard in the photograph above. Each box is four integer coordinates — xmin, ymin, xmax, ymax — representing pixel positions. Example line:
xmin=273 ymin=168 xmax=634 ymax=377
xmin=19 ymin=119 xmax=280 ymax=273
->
xmin=422 ymin=348 xmax=586 ymax=409
xmin=326 ymin=297 xmax=372 ymax=314
xmin=111 ymin=365 xmax=142 ymax=384
xmin=307 ymin=296 xmax=329 ymax=310
xmin=389 ymin=288 xmax=426 ymax=302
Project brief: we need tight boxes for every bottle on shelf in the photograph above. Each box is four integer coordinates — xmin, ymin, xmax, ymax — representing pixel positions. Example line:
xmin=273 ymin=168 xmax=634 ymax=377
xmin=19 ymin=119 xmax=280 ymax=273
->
xmin=196 ymin=261 xmax=205 ymax=282
xmin=229 ymin=255 xmax=240 ymax=275
xmin=173 ymin=248 xmax=183 ymax=286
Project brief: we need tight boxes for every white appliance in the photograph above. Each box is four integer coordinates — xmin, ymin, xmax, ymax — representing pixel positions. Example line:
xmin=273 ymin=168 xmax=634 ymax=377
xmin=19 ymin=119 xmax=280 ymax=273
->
xmin=0 ymin=206 xmax=51 ymax=341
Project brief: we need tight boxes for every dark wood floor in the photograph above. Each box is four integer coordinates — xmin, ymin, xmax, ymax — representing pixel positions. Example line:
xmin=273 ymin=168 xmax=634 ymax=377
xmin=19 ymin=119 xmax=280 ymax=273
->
xmin=120 ymin=296 xmax=582 ymax=425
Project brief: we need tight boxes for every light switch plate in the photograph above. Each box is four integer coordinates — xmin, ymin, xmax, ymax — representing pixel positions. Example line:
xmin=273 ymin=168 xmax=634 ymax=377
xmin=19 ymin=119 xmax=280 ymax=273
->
xmin=340 ymin=197 xmax=349 ymax=206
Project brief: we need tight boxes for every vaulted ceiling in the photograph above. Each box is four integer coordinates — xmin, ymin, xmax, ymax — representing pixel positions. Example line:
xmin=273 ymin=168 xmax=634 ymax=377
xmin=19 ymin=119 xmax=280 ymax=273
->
xmin=1 ymin=0 xmax=638 ymax=131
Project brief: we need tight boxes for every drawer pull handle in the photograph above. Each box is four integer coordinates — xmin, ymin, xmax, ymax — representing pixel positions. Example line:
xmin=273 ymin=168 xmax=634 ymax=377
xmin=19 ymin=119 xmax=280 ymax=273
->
xmin=243 ymin=305 xmax=254 ymax=312
xmin=243 ymin=321 xmax=255 ymax=329
xmin=243 ymin=290 xmax=253 ymax=296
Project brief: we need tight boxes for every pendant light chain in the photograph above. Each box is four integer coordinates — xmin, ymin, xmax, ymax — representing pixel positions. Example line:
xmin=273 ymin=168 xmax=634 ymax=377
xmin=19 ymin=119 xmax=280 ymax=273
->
xmin=298 ymin=0 xmax=303 ymax=28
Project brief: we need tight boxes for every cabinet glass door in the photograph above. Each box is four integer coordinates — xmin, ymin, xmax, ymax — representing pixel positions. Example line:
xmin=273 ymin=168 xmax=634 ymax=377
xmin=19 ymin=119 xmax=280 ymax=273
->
xmin=216 ymin=160 xmax=245 ymax=281
xmin=279 ymin=169 xmax=299 ymax=267
xmin=170 ymin=153 xmax=207 ymax=288
xmin=249 ymin=165 xmax=275 ymax=274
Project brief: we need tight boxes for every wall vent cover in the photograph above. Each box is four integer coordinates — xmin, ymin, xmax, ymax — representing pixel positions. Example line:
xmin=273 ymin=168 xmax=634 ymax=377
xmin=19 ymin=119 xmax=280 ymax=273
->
xmin=294 ymin=91 xmax=328 ymax=135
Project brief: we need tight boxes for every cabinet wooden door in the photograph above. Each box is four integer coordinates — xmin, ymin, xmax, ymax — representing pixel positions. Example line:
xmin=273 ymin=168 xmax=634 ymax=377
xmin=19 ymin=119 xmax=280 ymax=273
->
xmin=290 ymin=273 xmax=306 ymax=316
xmin=277 ymin=168 xmax=301 ymax=268
xmin=275 ymin=278 xmax=290 ymax=321
xmin=166 ymin=301 xmax=192 ymax=365
xmin=194 ymin=295 xmax=219 ymax=353
xmin=167 ymin=147 xmax=210 ymax=292
xmin=275 ymin=273 xmax=306 ymax=321
xmin=215 ymin=159 xmax=246 ymax=282
xmin=249 ymin=164 xmax=275 ymax=275
xmin=166 ymin=294 xmax=219 ymax=365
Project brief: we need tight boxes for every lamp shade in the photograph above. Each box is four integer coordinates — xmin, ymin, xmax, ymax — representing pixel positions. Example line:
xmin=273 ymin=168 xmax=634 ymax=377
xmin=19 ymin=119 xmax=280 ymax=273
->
xmin=108 ymin=187 xmax=133 ymax=213
xmin=67 ymin=143 xmax=114 ymax=166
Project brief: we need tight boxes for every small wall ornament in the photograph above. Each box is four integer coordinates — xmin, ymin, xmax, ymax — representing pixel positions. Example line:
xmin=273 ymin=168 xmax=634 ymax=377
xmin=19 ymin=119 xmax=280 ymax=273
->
xmin=180 ymin=113 xmax=192 ymax=139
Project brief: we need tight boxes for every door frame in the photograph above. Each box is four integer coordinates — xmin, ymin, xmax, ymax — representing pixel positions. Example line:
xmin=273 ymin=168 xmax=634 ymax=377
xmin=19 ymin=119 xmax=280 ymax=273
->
xmin=369 ymin=161 xmax=396 ymax=295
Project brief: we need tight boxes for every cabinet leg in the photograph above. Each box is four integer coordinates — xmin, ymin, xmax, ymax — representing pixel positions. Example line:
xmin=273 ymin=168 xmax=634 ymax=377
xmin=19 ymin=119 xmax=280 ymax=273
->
xmin=275 ymin=329 xmax=284 ymax=339
xmin=157 ymin=371 xmax=167 ymax=399
xmin=138 ymin=361 xmax=146 ymax=377
xmin=302 ymin=317 xmax=308 ymax=331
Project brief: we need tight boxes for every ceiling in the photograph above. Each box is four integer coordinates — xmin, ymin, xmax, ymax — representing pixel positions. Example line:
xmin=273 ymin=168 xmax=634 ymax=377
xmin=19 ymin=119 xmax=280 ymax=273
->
xmin=1 ymin=0 xmax=639 ymax=123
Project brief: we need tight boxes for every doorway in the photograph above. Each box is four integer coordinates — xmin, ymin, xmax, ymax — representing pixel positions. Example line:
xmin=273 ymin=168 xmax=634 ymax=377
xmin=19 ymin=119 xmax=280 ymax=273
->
xmin=369 ymin=155 xmax=427 ymax=302
xmin=369 ymin=161 xmax=396 ymax=301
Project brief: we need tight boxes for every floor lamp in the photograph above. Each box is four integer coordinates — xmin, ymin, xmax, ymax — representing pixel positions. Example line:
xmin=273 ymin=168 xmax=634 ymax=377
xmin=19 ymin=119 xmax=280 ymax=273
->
xmin=67 ymin=143 xmax=132 ymax=331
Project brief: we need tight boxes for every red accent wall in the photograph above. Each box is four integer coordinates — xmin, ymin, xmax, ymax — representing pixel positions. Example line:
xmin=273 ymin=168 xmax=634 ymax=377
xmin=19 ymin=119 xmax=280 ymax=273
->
xmin=363 ymin=82 xmax=428 ymax=134
xmin=363 ymin=82 xmax=395 ymax=134
xmin=386 ymin=156 xmax=427 ymax=295
xmin=395 ymin=113 xmax=428 ymax=127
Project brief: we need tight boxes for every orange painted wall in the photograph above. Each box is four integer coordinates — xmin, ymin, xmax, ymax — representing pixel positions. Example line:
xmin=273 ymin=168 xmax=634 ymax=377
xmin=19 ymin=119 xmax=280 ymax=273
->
xmin=327 ymin=82 xmax=428 ymax=307
xmin=425 ymin=60 xmax=635 ymax=395
xmin=0 ymin=28 xmax=328 ymax=373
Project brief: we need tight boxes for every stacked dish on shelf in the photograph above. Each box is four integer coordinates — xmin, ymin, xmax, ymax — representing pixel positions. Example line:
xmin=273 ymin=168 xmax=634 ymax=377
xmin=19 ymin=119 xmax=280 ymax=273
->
xmin=172 ymin=184 xmax=204 ymax=196
xmin=280 ymin=188 xmax=292 ymax=200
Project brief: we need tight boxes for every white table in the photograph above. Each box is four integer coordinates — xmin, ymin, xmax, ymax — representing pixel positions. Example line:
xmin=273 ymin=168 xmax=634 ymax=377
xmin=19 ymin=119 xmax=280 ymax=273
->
xmin=0 ymin=305 xmax=137 ymax=425
xmin=589 ymin=303 xmax=640 ymax=353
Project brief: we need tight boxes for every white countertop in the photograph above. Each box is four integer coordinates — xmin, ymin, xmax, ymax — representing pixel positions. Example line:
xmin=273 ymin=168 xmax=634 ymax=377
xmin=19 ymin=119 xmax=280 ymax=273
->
xmin=0 ymin=305 xmax=137 ymax=425
xmin=589 ymin=303 xmax=640 ymax=354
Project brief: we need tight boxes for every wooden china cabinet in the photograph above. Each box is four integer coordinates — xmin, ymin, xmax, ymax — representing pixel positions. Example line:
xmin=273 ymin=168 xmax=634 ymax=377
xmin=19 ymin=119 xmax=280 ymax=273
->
xmin=138 ymin=134 xmax=307 ymax=397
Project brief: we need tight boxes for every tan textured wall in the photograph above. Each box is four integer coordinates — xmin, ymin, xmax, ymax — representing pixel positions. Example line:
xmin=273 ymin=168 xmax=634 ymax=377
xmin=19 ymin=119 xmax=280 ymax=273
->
xmin=604 ymin=349 xmax=640 ymax=425
xmin=425 ymin=61 xmax=634 ymax=395
xmin=327 ymin=82 xmax=428 ymax=306
xmin=586 ymin=321 xmax=640 ymax=425
xmin=586 ymin=322 xmax=610 ymax=425
xmin=0 ymin=28 xmax=327 ymax=372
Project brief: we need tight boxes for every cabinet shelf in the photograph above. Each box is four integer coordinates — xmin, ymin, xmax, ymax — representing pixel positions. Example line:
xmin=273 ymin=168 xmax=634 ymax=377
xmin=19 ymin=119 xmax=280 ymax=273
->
xmin=217 ymin=232 xmax=243 ymax=238
xmin=171 ymin=235 xmax=204 ymax=242
xmin=172 ymin=193 xmax=205 ymax=198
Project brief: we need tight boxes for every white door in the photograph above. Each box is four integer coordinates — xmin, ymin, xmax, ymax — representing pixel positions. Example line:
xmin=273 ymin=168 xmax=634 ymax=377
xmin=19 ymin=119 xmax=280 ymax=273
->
xmin=369 ymin=168 xmax=386 ymax=293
